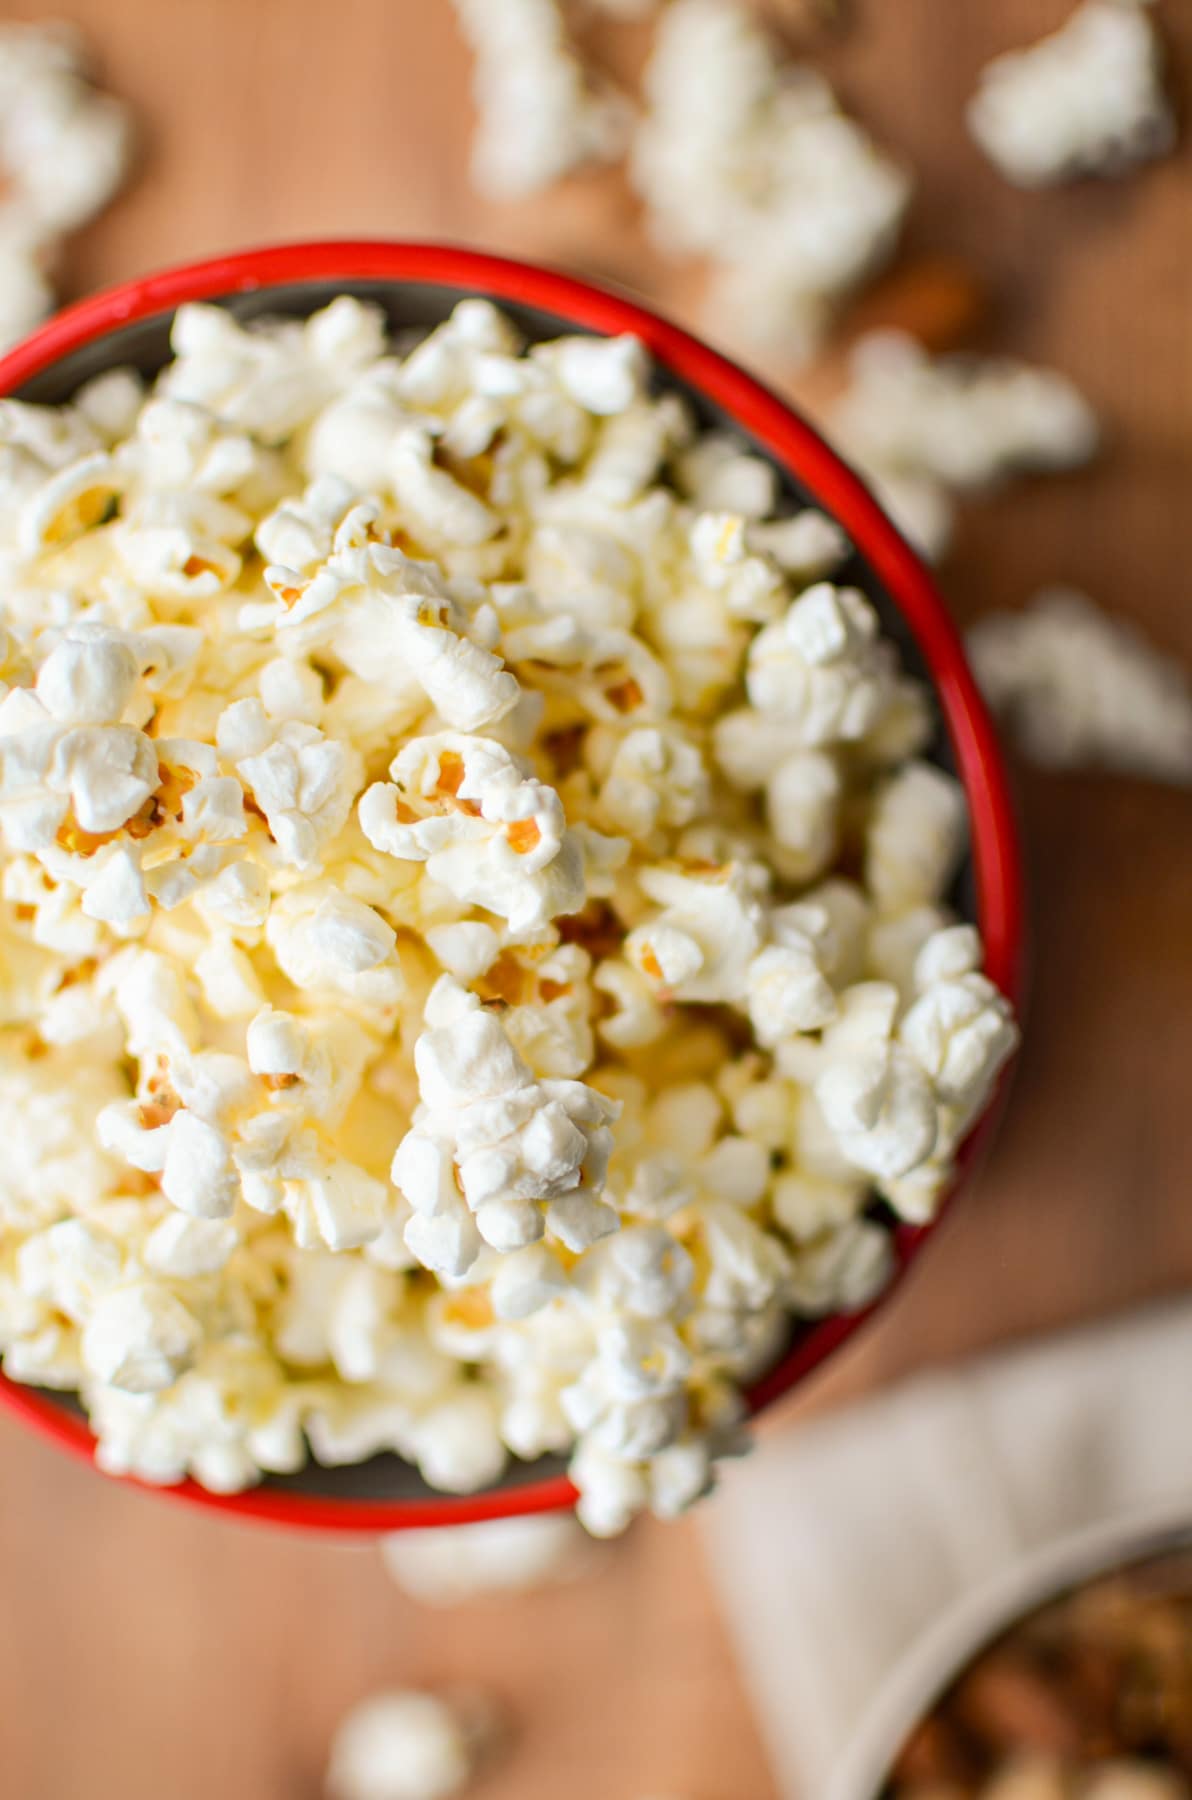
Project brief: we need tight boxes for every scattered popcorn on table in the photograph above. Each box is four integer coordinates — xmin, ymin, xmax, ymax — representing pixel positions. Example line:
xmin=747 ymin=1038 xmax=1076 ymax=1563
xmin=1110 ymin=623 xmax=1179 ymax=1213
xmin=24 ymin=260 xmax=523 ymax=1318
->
xmin=631 ymin=0 xmax=911 ymax=366
xmin=0 ymin=295 xmax=1018 ymax=1531
xmin=381 ymin=1510 xmax=594 ymax=1604
xmin=451 ymin=0 xmax=629 ymax=199
xmin=0 ymin=22 xmax=134 ymax=352
xmin=326 ymin=1688 xmax=501 ymax=1800
xmin=968 ymin=0 xmax=1175 ymax=189
xmin=827 ymin=332 xmax=1099 ymax=560
xmin=969 ymin=589 xmax=1192 ymax=787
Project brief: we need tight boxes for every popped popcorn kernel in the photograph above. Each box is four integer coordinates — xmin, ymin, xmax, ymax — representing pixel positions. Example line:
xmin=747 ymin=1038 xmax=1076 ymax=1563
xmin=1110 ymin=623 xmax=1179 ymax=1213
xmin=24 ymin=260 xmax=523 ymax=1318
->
xmin=968 ymin=0 xmax=1175 ymax=189
xmin=631 ymin=0 xmax=910 ymax=366
xmin=326 ymin=1687 xmax=502 ymax=1800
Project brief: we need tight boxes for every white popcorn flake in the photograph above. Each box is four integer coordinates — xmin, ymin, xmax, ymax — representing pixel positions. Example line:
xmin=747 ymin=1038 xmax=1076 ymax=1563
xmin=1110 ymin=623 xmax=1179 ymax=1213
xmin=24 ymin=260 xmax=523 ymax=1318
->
xmin=163 ymin=298 xmax=386 ymax=444
xmin=216 ymin=697 xmax=360 ymax=870
xmin=836 ymin=333 xmax=1100 ymax=494
xmin=80 ymin=1281 xmax=202 ymax=1394
xmin=630 ymin=860 xmax=766 ymax=1004
xmin=16 ymin=1218 xmax=123 ymax=1321
xmin=409 ymin=1383 xmax=509 ymax=1495
xmin=746 ymin=936 xmax=835 ymax=1048
xmin=788 ymin=1217 xmax=894 ymax=1317
xmin=968 ymin=0 xmax=1175 ymax=189
xmin=675 ymin=433 xmax=777 ymax=520
xmin=394 ymin=982 xmax=618 ymax=1274
xmin=451 ymin=0 xmax=629 ymax=199
xmin=745 ymin=584 xmax=894 ymax=745
xmin=901 ymin=925 xmax=1019 ymax=1132
xmin=159 ymin=1109 xmax=240 ymax=1221
xmin=866 ymin=760 xmax=967 ymax=913
xmin=533 ymin=333 xmax=649 ymax=418
xmin=0 ymin=227 xmax=54 ymax=357
xmin=593 ymin=725 xmax=709 ymax=850
xmin=968 ymin=589 xmax=1192 ymax=787
xmin=257 ymin=536 xmax=520 ymax=734
xmin=360 ymin=731 xmax=585 ymax=934
xmin=828 ymin=332 xmax=1099 ymax=562
xmin=381 ymin=1511 xmax=591 ymax=1605
xmin=631 ymin=0 xmax=910 ymax=367
xmin=326 ymin=1687 xmax=499 ymax=1800
xmin=0 ymin=24 xmax=133 ymax=352
xmin=142 ymin=1213 xmax=238 ymax=1280
xmin=0 ymin=291 xmax=1015 ymax=1533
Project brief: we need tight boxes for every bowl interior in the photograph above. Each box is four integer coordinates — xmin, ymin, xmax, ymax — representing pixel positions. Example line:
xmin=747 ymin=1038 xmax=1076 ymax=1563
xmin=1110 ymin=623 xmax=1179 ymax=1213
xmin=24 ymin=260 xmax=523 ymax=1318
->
xmin=0 ymin=260 xmax=1001 ymax=1521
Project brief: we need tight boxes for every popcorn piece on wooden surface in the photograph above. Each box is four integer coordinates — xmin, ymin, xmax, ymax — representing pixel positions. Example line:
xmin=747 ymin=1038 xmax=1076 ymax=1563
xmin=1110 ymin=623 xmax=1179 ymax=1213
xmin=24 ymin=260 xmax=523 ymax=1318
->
xmin=827 ymin=332 xmax=1099 ymax=560
xmin=326 ymin=1687 xmax=502 ymax=1800
xmin=381 ymin=1510 xmax=593 ymax=1604
xmin=969 ymin=589 xmax=1192 ymax=786
xmin=632 ymin=0 xmax=910 ymax=366
xmin=451 ymin=0 xmax=629 ymax=199
xmin=968 ymin=0 xmax=1175 ymax=189
xmin=0 ymin=22 xmax=134 ymax=351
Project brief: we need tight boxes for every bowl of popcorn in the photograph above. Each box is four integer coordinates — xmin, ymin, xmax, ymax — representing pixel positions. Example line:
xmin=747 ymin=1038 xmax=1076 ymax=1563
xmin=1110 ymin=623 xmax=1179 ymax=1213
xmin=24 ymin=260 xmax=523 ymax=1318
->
xmin=0 ymin=241 xmax=1022 ymax=1534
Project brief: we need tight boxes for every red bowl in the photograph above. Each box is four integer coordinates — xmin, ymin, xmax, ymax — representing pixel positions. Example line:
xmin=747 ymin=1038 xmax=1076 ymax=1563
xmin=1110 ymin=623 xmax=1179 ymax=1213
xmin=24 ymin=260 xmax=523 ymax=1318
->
xmin=0 ymin=241 xmax=1025 ymax=1533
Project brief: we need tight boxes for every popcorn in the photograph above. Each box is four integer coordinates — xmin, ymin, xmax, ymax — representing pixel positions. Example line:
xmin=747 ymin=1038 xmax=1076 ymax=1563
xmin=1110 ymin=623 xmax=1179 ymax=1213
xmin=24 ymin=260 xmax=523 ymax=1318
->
xmin=788 ymin=1217 xmax=894 ymax=1316
xmin=216 ymin=697 xmax=359 ymax=869
xmin=265 ymin=883 xmax=405 ymax=1016
xmin=161 ymin=298 xmax=387 ymax=443
xmin=631 ymin=0 xmax=910 ymax=366
xmin=763 ymin=750 xmax=842 ymax=884
xmin=968 ymin=589 xmax=1192 ymax=787
xmin=451 ymin=0 xmax=629 ymax=199
xmin=359 ymin=732 xmax=586 ymax=935
xmin=80 ymin=1280 xmax=202 ymax=1394
xmin=865 ymin=761 xmax=967 ymax=913
xmin=393 ymin=981 xmax=619 ymax=1273
xmin=968 ymin=0 xmax=1175 ymax=188
xmin=629 ymin=860 xmax=767 ymax=1003
xmin=253 ymin=536 xmax=520 ymax=733
xmin=835 ymin=334 xmax=1100 ymax=495
xmin=744 ymin=584 xmax=894 ymax=746
xmin=381 ymin=1511 xmax=592 ymax=1605
xmin=675 ymin=433 xmax=778 ymax=520
xmin=746 ymin=928 xmax=836 ymax=1047
xmin=815 ymin=983 xmax=939 ymax=1181
xmin=0 ymin=23 xmax=133 ymax=352
xmin=901 ymin=925 xmax=1019 ymax=1135
xmin=88 ymin=1340 xmax=308 ymax=1492
xmin=0 ymin=226 xmax=53 ymax=357
xmin=0 ymin=690 xmax=158 ymax=850
xmin=326 ymin=1687 xmax=500 ymax=1800
xmin=828 ymin=333 xmax=1099 ymax=562
xmin=0 ymin=293 xmax=1015 ymax=1533
xmin=389 ymin=424 xmax=500 ymax=547
xmin=592 ymin=725 xmax=709 ymax=850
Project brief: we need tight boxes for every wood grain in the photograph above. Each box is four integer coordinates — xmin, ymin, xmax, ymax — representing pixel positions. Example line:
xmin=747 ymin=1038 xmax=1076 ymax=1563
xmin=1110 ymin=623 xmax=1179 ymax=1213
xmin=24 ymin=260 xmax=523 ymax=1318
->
xmin=0 ymin=2 xmax=1189 ymax=1796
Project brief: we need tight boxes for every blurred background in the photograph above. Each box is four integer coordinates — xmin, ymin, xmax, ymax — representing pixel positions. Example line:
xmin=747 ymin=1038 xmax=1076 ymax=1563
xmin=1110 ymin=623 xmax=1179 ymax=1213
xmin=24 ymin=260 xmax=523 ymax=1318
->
xmin=0 ymin=3 xmax=1189 ymax=1796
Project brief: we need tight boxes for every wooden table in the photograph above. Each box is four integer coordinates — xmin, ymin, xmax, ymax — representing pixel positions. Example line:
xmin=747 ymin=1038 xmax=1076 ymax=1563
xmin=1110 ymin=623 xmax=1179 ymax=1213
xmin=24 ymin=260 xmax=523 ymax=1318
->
xmin=1 ymin=3 xmax=1189 ymax=1796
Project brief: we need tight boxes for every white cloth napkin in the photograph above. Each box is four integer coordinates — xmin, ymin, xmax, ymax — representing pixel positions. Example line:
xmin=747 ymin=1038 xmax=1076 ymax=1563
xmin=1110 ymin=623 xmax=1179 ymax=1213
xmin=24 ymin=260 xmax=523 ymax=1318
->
xmin=700 ymin=1300 xmax=1192 ymax=1800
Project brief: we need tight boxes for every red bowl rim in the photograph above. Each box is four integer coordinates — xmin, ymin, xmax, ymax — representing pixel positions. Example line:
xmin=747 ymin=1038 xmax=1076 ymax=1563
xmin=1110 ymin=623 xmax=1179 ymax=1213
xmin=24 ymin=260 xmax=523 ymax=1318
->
xmin=0 ymin=239 xmax=1025 ymax=1533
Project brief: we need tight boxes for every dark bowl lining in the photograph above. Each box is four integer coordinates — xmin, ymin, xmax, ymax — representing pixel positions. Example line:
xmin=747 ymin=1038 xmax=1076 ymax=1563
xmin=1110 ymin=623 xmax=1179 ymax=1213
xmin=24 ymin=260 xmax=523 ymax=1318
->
xmin=15 ymin=279 xmax=971 ymax=1505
